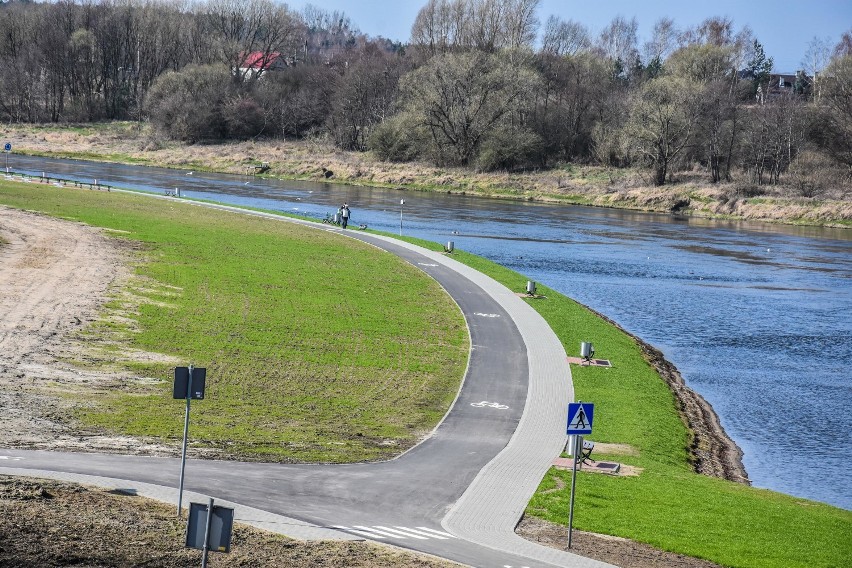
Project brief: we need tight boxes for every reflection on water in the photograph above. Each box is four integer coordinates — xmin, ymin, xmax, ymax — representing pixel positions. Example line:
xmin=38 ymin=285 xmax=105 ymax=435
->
xmin=11 ymin=154 xmax=852 ymax=510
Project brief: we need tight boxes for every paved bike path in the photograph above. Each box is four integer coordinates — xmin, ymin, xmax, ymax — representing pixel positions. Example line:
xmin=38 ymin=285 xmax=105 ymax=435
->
xmin=1 ymin=199 xmax=612 ymax=568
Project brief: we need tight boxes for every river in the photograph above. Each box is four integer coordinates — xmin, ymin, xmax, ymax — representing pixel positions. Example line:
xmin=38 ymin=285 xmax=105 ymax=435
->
xmin=9 ymin=155 xmax=852 ymax=510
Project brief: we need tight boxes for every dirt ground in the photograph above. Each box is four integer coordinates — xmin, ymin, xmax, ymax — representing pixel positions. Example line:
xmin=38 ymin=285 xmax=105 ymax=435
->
xmin=516 ymin=517 xmax=721 ymax=568
xmin=0 ymin=205 xmax=730 ymax=567
xmin=0 ymin=475 xmax=461 ymax=567
xmin=0 ymin=206 xmax=181 ymax=456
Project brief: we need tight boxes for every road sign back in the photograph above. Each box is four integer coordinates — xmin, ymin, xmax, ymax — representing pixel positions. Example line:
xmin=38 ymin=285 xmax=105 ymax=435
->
xmin=566 ymin=402 xmax=594 ymax=435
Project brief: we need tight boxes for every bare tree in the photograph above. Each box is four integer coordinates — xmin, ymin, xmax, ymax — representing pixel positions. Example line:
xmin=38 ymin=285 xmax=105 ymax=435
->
xmin=834 ymin=29 xmax=852 ymax=58
xmin=597 ymin=16 xmax=638 ymax=62
xmin=643 ymin=17 xmax=679 ymax=65
xmin=200 ymin=0 xmax=301 ymax=82
xmin=541 ymin=15 xmax=590 ymax=56
xmin=810 ymin=54 xmax=852 ymax=172
xmin=398 ymin=51 xmax=538 ymax=165
xmin=410 ymin=0 xmax=539 ymax=54
xmin=802 ymin=36 xmax=832 ymax=101
xmin=626 ymin=75 xmax=701 ymax=185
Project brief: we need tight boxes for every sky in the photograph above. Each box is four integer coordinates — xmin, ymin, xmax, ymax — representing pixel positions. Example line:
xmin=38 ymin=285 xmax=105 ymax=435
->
xmin=287 ymin=0 xmax=852 ymax=72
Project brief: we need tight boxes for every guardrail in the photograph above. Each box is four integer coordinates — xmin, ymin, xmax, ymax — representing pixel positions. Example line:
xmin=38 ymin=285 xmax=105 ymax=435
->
xmin=3 ymin=170 xmax=111 ymax=191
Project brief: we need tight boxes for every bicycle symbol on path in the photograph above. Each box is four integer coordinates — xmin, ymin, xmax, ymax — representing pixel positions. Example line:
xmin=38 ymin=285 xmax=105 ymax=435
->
xmin=470 ymin=401 xmax=509 ymax=409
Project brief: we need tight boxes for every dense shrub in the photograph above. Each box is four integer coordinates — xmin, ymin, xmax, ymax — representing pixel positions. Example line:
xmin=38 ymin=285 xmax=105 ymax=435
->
xmin=477 ymin=126 xmax=543 ymax=172
xmin=144 ymin=65 xmax=233 ymax=142
xmin=368 ymin=114 xmax=422 ymax=162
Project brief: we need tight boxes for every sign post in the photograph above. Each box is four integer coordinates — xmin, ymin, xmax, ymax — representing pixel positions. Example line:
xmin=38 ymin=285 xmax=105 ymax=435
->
xmin=566 ymin=401 xmax=594 ymax=549
xmin=4 ymin=142 xmax=11 ymax=172
xmin=174 ymin=365 xmax=206 ymax=517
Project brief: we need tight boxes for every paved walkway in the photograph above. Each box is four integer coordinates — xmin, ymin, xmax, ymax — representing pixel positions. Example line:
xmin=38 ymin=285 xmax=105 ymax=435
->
xmin=361 ymin=234 xmax=608 ymax=567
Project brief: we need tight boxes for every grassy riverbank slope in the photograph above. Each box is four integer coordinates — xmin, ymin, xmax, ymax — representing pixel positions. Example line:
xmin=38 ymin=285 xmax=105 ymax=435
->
xmin=1 ymin=182 xmax=849 ymax=568
xmin=0 ymin=182 xmax=468 ymax=462
xmin=4 ymin=122 xmax=851 ymax=228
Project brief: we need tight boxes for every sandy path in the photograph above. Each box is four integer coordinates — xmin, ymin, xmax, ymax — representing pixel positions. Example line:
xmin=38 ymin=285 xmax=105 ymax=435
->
xmin=0 ymin=206 xmax=172 ymax=454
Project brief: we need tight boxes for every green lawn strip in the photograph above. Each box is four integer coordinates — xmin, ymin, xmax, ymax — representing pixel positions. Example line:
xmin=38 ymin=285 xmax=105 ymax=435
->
xmin=379 ymin=235 xmax=851 ymax=568
xmin=0 ymin=182 xmax=468 ymax=462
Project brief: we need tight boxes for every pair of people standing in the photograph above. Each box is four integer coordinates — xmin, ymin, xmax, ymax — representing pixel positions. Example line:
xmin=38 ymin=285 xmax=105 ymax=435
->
xmin=337 ymin=203 xmax=351 ymax=228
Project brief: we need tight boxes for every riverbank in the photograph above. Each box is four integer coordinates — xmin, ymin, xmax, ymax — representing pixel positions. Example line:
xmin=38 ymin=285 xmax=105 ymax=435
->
xmin=5 ymin=122 xmax=851 ymax=228
xmin=587 ymin=305 xmax=749 ymax=483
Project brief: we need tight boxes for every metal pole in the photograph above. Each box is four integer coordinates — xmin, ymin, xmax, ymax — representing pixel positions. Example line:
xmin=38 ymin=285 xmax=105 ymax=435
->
xmin=399 ymin=199 xmax=404 ymax=236
xmin=177 ymin=364 xmax=193 ymax=517
xmin=201 ymin=497 xmax=214 ymax=568
xmin=568 ymin=433 xmax=581 ymax=549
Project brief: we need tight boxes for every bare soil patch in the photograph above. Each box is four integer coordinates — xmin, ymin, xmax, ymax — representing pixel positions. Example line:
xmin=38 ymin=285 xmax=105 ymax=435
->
xmin=0 ymin=475 xmax=460 ymax=567
xmin=0 ymin=206 xmax=177 ymax=456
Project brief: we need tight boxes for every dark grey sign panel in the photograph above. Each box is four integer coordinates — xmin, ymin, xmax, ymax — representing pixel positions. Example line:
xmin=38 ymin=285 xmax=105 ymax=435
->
xmin=173 ymin=367 xmax=206 ymax=399
xmin=185 ymin=501 xmax=234 ymax=552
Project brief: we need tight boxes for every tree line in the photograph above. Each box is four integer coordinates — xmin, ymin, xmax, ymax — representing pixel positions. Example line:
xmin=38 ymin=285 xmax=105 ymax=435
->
xmin=0 ymin=0 xmax=850 ymax=192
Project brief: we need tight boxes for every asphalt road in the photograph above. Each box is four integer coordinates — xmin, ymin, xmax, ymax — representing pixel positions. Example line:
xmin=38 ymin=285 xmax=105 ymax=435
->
xmin=1 ymin=200 xmax=610 ymax=568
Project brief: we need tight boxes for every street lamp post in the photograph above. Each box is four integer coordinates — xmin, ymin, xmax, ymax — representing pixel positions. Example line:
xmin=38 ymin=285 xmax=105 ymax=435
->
xmin=399 ymin=199 xmax=405 ymax=236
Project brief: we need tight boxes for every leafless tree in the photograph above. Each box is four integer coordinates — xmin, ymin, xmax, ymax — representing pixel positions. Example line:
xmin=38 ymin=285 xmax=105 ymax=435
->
xmin=398 ymin=51 xmax=538 ymax=165
xmin=596 ymin=15 xmax=639 ymax=73
xmin=200 ymin=0 xmax=301 ymax=82
xmin=541 ymin=15 xmax=590 ymax=56
xmin=802 ymin=36 xmax=832 ymax=101
xmin=626 ymin=75 xmax=701 ymax=185
xmin=410 ymin=0 xmax=539 ymax=54
xmin=643 ymin=17 xmax=679 ymax=65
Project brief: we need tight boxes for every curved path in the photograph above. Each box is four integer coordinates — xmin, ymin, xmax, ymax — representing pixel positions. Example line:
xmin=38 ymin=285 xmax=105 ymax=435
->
xmin=1 ymin=196 xmax=612 ymax=568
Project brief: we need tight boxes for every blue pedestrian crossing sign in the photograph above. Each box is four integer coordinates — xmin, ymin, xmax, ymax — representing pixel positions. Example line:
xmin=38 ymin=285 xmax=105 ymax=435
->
xmin=4 ymin=143 xmax=11 ymax=152
xmin=566 ymin=402 xmax=594 ymax=435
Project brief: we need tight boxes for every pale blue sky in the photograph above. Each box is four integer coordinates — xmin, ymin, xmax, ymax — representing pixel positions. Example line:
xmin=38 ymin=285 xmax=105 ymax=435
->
xmin=288 ymin=0 xmax=852 ymax=72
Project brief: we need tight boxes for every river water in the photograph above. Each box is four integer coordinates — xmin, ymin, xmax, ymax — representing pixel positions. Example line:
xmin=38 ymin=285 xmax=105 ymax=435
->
xmin=10 ymin=155 xmax=852 ymax=510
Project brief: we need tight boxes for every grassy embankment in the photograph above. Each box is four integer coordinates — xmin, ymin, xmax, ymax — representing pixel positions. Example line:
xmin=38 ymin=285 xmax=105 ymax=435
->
xmin=5 ymin=121 xmax=852 ymax=227
xmin=1 ymin=181 xmax=849 ymax=568
xmin=0 ymin=181 xmax=468 ymax=462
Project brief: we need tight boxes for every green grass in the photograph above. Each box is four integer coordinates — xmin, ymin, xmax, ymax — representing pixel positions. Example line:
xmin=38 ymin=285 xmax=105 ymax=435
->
xmin=370 ymin=235 xmax=851 ymax=568
xmin=0 ymin=182 xmax=468 ymax=462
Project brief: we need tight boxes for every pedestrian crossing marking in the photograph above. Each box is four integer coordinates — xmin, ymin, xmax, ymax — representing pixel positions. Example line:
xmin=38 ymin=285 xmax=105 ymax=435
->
xmin=396 ymin=526 xmax=452 ymax=539
xmin=374 ymin=526 xmax=429 ymax=539
xmin=331 ymin=525 xmax=457 ymax=541
xmin=332 ymin=525 xmax=387 ymax=539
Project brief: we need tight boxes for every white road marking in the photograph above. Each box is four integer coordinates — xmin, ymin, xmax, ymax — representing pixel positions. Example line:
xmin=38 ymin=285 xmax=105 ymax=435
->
xmin=373 ymin=526 xmax=429 ymax=540
xmin=417 ymin=263 xmax=439 ymax=267
xmin=412 ymin=526 xmax=457 ymax=539
xmin=474 ymin=312 xmax=500 ymax=317
xmin=331 ymin=525 xmax=457 ymax=541
xmin=0 ymin=456 xmax=23 ymax=461
xmin=470 ymin=401 xmax=509 ymax=409
xmin=352 ymin=525 xmax=410 ymax=539
xmin=331 ymin=525 xmax=387 ymax=539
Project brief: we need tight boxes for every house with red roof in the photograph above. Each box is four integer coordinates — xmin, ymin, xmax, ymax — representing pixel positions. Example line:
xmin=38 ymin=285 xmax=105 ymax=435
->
xmin=239 ymin=51 xmax=289 ymax=80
